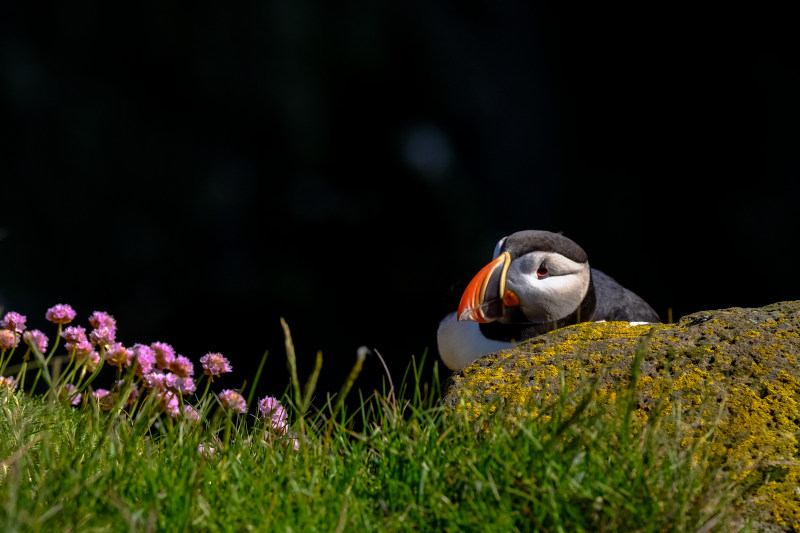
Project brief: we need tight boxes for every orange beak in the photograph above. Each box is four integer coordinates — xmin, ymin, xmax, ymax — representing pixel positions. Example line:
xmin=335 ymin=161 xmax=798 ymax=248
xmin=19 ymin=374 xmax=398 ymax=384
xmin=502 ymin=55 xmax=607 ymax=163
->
xmin=457 ymin=252 xmax=514 ymax=322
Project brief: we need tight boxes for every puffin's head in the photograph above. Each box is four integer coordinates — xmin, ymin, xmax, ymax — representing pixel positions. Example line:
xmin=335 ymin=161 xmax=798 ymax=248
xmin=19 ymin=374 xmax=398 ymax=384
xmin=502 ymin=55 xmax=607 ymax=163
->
xmin=458 ymin=230 xmax=592 ymax=325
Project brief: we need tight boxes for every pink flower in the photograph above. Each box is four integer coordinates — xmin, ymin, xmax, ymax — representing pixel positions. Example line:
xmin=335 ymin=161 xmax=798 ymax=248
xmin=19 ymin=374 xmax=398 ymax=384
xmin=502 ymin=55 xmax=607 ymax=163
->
xmin=271 ymin=413 xmax=289 ymax=433
xmin=219 ymin=389 xmax=247 ymax=414
xmin=92 ymin=389 xmax=114 ymax=410
xmin=61 ymin=326 xmax=87 ymax=344
xmin=59 ymin=384 xmax=82 ymax=405
xmin=0 ymin=330 xmax=18 ymax=350
xmin=46 ymin=304 xmax=77 ymax=325
xmin=131 ymin=344 xmax=156 ymax=376
xmin=157 ymin=390 xmax=180 ymax=418
xmin=157 ymin=372 xmax=195 ymax=394
xmin=88 ymin=311 xmax=116 ymax=331
xmin=258 ymin=396 xmax=282 ymax=416
xmin=200 ymin=352 xmax=232 ymax=379
xmin=0 ymin=376 xmax=17 ymax=391
xmin=163 ymin=372 xmax=178 ymax=390
xmin=143 ymin=371 xmax=174 ymax=391
xmin=63 ymin=326 xmax=91 ymax=357
xmin=151 ymin=342 xmax=176 ymax=370
xmin=182 ymin=404 xmax=200 ymax=423
xmin=89 ymin=326 xmax=115 ymax=346
xmin=115 ymin=379 xmax=140 ymax=406
xmin=105 ymin=343 xmax=133 ymax=368
xmin=176 ymin=376 xmax=196 ymax=394
xmin=66 ymin=339 xmax=93 ymax=356
xmin=259 ymin=396 xmax=289 ymax=432
xmin=79 ymin=350 xmax=100 ymax=372
xmin=198 ymin=443 xmax=215 ymax=457
xmin=145 ymin=372 xmax=163 ymax=389
xmin=170 ymin=355 xmax=194 ymax=378
xmin=93 ymin=388 xmax=111 ymax=399
xmin=23 ymin=329 xmax=49 ymax=353
xmin=1 ymin=312 xmax=26 ymax=333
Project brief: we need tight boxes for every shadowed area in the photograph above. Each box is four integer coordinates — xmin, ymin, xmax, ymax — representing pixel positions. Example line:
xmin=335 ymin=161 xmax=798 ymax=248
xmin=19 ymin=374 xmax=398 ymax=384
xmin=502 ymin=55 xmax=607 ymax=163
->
xmin=1 ymin=2 xmax=797 ymax=401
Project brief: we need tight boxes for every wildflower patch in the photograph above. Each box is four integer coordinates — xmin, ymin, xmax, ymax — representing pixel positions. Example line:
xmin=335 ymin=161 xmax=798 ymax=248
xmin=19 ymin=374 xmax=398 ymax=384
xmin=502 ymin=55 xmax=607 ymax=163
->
xmin=0 ymin=304 xmax=295 ymax=450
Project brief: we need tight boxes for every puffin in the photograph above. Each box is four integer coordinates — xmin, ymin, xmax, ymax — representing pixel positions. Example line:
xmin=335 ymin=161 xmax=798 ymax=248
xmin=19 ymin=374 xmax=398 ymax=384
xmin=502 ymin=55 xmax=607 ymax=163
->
xmin=437 ymin=230 xmax=661 ymax=371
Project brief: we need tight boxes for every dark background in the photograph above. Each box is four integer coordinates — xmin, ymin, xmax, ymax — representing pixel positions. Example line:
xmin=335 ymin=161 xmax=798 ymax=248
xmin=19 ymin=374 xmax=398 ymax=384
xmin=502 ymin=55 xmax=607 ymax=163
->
xmin=1 ymin=3 xmax=798 ymax=404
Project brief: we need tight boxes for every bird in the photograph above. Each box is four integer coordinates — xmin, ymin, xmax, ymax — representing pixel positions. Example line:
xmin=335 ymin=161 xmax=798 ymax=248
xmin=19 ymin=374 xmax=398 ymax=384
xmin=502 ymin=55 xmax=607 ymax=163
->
xmin=437 ymin=230 xmax=661 ymax=371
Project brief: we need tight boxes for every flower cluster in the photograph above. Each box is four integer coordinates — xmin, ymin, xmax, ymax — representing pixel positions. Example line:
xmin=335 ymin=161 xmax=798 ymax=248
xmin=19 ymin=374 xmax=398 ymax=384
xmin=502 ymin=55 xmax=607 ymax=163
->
xmin=84 ymin=381 xmax=137 ymax=411
xmin=0 ymin=375 xmax=17 ymax=391
xmin=171 ymin=355 xmax=194 ymax=378
xmin=46 ymin=304 xmax=76 ymax=325
xmin=200 ymin=352 xmax=232 ymax=379
xmin=259 ymin=395 xmax=298 ymax=449
xmin=151 ymin=342 xmax=175 ymax=369
xmin=1 ymin=306 xmax=202 ymax=421
xmin=259 ymin=396 xmax=288 ymax=431
xmin=1 ymin=311 xmax=27 ymax=333
xmin=1 ymin=311 xmax=27 ymax=351
xmin=1 ymin=311 xmax=51 ymax=361
xmin=39 ymin=305 xmax=117 ymax=375
xmin=23 ymin=330 xmax=49 ymax=353
xmin=0 ymin=330 xmax=17 ymax=351
xmin=59 ymin=383 xmax=81 ymax=405
xmin=91 ymin=388 xmax=114 ymax=410
xmin=219 ymin=389 xmax=247 ymax=414
xmin=131 ymin=344 xmax=156 ymax=376
xmin=197 ymin=442 xmax=216 ymax=457
xmin=0 ymin=303 xmax=297 ymax=455
xmin=106 ymin=343 xmax=133 ymax=369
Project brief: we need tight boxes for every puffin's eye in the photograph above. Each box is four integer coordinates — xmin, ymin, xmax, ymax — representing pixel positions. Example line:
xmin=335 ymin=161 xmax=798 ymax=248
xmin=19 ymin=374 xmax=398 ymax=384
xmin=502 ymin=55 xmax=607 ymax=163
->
xmin=536 ymin=264 xmax=549 ymax=279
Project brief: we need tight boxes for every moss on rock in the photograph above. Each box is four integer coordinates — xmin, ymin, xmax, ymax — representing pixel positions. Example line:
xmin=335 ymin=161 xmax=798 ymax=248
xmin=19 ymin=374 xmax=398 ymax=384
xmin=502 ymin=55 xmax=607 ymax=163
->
xmin=443 ymin=301 xmax=800 ymax=531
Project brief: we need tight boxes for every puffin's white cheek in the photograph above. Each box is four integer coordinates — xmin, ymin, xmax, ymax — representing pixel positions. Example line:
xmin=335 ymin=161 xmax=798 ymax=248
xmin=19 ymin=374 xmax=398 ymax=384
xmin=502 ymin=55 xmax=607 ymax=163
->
xmin=503 ymin=275 xmax=548 ymax=320
xmin=509 ymin=274 xmax=587 ymax=322
xmin=541 ymin=277 xmax=586 ymax=316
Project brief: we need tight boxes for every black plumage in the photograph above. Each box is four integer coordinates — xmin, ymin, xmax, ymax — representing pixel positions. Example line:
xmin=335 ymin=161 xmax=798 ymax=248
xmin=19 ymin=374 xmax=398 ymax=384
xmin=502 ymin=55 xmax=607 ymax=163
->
xmin=438 ymin=230 xmax=661 ymax=370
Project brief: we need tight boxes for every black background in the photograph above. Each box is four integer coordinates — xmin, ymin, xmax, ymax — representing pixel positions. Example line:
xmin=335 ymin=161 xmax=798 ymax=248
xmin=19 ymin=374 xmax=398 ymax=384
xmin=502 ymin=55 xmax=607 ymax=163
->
xmin=1 ymin=3 xmax=798 ymax=404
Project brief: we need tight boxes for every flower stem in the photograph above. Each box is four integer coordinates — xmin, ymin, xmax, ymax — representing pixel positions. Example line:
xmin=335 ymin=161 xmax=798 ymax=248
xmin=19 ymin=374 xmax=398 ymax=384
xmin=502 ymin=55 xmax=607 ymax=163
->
xmin=30 ymin=324 xmax=62 ymax=393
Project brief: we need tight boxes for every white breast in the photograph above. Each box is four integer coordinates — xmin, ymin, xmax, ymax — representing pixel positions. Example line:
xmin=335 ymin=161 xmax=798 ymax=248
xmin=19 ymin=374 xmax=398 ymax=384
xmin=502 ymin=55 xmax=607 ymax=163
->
xmin=437 ymin=312 xmax=515 ymax=371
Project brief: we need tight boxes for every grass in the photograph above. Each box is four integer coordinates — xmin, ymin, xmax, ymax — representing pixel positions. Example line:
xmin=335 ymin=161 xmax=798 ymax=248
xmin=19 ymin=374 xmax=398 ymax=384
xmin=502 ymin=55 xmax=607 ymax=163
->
xmin=0 ymin=320 xmax=753 ymax=532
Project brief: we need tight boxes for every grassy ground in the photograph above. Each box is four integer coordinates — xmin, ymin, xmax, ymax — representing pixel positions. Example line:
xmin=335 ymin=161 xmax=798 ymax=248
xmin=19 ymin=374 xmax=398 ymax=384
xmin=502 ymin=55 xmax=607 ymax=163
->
xmin=0 ymin=315 xmax=752 ymax=532
xmin=1 ymin=365 xmax=749 ymax=531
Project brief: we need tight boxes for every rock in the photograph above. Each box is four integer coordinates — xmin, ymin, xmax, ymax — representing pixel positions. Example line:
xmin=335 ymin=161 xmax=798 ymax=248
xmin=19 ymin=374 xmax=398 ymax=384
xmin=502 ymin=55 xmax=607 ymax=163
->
xmin=443 ymin=301 xmax=800 ymax=530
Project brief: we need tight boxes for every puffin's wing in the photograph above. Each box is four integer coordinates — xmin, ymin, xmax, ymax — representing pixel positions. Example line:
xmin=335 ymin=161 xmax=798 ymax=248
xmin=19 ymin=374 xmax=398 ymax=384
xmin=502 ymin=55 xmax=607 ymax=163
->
xmin=591 ymin=269 xmax=661 ymax=323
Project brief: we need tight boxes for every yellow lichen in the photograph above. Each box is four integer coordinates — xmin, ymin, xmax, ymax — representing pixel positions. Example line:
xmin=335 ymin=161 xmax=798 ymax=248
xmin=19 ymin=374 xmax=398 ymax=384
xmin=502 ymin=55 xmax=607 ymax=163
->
xmin=447 ymin=307 xmax=800 ymax=529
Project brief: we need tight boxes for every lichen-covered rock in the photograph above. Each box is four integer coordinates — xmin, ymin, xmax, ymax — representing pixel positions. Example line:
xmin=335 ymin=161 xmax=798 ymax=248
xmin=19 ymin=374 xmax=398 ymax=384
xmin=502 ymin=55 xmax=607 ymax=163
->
xmin=443 ymin=301 xmax=800 ymax=531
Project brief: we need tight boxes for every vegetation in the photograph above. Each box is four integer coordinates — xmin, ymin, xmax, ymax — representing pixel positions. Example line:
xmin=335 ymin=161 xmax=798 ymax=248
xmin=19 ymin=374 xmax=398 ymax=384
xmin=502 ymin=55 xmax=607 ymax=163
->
xmin=0 ymin=306 xmax=767 ymax=531
xmin=448 ymin=306 xmax=800 ymax=530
